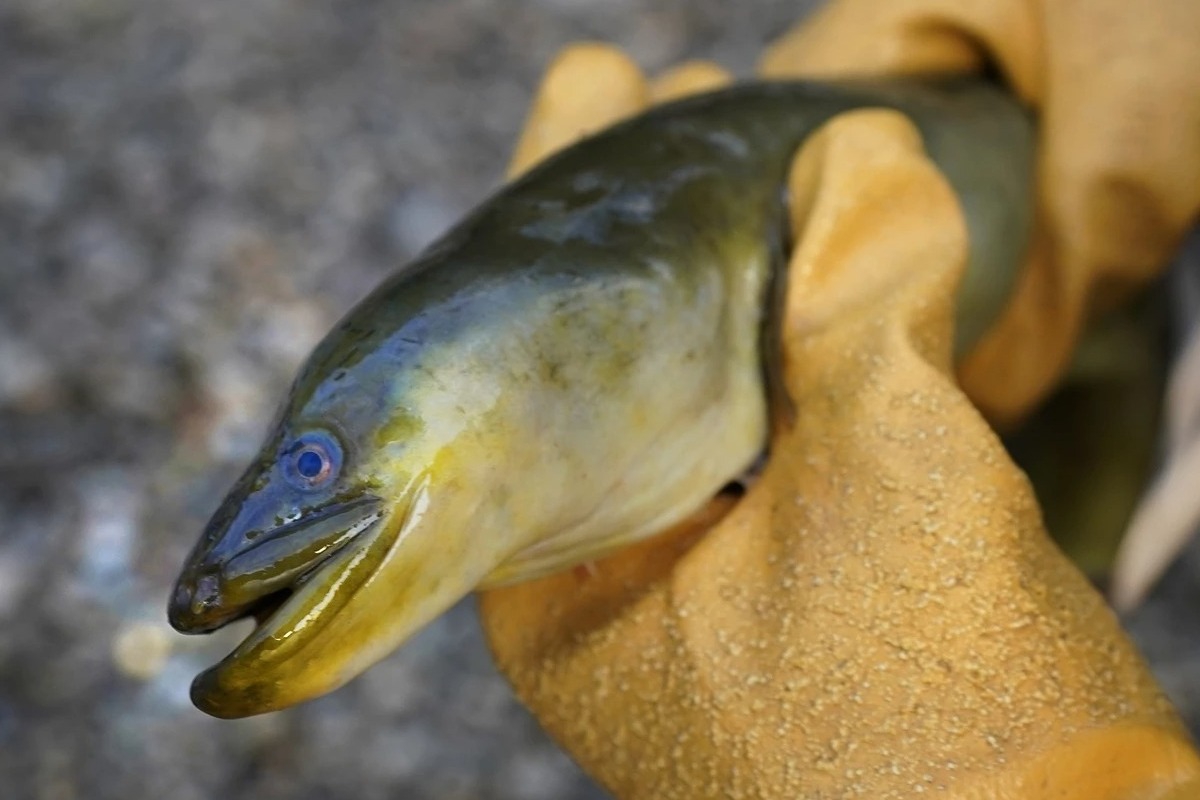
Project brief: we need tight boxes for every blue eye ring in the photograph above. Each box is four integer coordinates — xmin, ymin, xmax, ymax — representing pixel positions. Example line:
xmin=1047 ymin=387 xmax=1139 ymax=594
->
xmin=284 ymin=431 xmax=342 ymax=489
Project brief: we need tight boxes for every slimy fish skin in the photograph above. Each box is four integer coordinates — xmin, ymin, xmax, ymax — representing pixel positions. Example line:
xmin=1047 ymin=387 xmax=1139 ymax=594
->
xmin=169 ymin=79 xmax=1034 ymax=718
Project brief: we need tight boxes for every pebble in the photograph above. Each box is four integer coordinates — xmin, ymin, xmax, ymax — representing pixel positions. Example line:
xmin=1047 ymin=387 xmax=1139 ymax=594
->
xmin=112 ymin=621 xmax=173 ymax=682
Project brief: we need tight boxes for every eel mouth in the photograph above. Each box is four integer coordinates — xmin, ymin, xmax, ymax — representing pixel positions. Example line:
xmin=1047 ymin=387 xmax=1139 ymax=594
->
xmin=169 ymin=496 xmax=384 ymax=637
xmin=169 ymin=494 xmax=393 ymax=718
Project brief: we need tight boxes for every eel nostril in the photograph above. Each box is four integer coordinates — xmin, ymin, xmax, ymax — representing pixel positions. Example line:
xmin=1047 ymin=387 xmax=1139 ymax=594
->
xmin=190 ymin=573 xmax=221 ymax=616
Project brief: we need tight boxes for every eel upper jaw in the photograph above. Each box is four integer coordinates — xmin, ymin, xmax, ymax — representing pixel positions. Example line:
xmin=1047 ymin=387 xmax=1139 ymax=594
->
xmin=168 ymin=495 xmax=385 ymax=637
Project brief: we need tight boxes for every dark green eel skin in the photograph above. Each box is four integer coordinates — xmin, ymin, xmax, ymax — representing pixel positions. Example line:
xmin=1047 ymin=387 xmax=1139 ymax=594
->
xmin=169 ymin=79 xmax=1035 ymax=718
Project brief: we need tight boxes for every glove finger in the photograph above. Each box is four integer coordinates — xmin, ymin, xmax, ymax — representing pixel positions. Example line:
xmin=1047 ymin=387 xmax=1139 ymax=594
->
xmin=758 ymin=0 xmax=1042 ymax=103
xmin=507 ymin=43 xmax=650 ymax=180
xmin=648 ymin=60 xmax=732 ymax=103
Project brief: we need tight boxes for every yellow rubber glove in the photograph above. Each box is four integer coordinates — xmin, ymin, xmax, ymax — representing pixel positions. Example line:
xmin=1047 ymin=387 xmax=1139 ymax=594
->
xmin=479 ymin=39 xmax=1200 ymax=799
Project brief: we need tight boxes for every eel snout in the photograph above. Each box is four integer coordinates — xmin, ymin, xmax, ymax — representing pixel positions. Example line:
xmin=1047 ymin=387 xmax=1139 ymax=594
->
xmin=169 ymin=497 xmax=383 ymax=635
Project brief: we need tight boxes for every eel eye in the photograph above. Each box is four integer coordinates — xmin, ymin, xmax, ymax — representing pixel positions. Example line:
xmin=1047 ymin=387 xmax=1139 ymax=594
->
xmin=285 ymin=432 xmax=341 ymax=489
xmin=296 ymin=449 xmax=326 ymax=479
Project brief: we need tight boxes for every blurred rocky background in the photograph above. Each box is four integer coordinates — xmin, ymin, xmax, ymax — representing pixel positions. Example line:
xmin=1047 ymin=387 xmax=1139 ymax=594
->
xmin=0 ymin=1 xmax=1196 ymax=798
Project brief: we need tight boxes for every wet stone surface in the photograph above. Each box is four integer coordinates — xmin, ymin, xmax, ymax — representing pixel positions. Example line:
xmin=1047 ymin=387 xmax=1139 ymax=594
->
xmin=0 ymin=1 xmax=1196 ymax=798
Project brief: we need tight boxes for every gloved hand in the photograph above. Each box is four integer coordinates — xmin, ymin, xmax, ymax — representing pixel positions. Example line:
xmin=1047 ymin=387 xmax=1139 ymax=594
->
xmin=480 ymin=2 xmax=1200 ymax=795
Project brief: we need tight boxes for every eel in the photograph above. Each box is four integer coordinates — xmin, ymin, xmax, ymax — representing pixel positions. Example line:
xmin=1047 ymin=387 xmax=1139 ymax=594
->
xmin=169 ymin=78 xmax=1036 ymax=718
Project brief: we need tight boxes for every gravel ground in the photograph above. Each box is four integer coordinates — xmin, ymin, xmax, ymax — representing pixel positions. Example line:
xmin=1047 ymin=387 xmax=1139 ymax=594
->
xmin=0 ymin=1 xmax=1196 ymax=799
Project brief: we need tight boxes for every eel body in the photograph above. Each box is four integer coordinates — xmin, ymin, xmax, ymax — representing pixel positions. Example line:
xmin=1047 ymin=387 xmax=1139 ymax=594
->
xmin=169 ymin=79 xmax=1035 ymax=717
